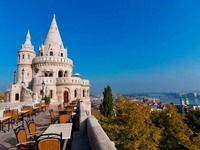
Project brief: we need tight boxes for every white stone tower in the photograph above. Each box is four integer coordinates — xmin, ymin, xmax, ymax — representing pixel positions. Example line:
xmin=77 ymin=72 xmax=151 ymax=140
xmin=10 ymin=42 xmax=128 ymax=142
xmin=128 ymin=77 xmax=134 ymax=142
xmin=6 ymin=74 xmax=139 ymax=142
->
xmin=17 ymin=31 xmax=36 ymax=87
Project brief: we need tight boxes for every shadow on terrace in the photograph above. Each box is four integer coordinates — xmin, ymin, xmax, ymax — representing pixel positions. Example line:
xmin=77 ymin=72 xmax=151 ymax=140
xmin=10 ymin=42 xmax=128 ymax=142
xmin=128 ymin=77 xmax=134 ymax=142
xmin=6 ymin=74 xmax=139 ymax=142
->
xmin=0 ymin=101 xmax=116 ymax=150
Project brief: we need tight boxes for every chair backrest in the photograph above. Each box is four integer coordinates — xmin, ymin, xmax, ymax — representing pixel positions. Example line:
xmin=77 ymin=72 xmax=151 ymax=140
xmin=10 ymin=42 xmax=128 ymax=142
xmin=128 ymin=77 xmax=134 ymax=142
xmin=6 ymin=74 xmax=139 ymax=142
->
xmin=49 ymin=109 xmax=55 ymax=123
xmin=13 ymin=125 xmax=28 ymax=149
xmin=26 ymin=119 xmax=36 ymax=139
xmin=3 ymin=110 xmax=13 ymax=122
xmin=59 ymin=114 xmax=71 ymax=124
xmin=37 ymin=133 xmax=62 ymax=150
xmin=12 ymin=109 xmax=19 ymax=120
xmin=66 ymin=107 xmax=74 ymax=112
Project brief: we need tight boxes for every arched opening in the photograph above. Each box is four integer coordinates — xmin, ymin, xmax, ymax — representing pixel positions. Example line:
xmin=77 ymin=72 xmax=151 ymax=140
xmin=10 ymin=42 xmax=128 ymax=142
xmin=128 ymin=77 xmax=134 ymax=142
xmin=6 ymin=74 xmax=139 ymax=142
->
xmin=49 ymin=73 xmax=53 ymax=77
xmin=15 ymin=93 xmax=19 ymax=101
xmin=87 ymin=90 xmax=89 ymax=97
xmin=74 ymin=89 xmax=77 ymax=98
xmin=50 ymin=51 xmax=53 ymax=56
xmin=40 ymin=90 xmax=44 ymax=97
xmin=58 ymin=70 xmax=63 ymax=77
xmin=61 ymin=53 xmax=63 ymax=57
xmin=83 ymin=90 xmax=85 ymax=97
xmin=22 ymin=54 xmax=25 ymax=59
xmin=45 ymin=73 xmax=48 ymax=77
xmin=64 ymin=71 xmax=68 ymax=77
xmin=50 ymin=90 xmax=53 ymax=98
xmin=28 ymin=55 xmax=30 ymax=59
xmin=64 ymin=91 xmax=69 ymax=103
xmin=41 ymin=52 xmax=43 ymax=56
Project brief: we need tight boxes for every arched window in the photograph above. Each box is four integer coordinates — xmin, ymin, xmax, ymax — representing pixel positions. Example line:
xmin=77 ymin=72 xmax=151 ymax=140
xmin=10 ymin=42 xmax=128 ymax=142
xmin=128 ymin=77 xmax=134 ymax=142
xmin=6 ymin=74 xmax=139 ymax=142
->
xmin=40 ymin=90 xmax=43 ymax=96
xmin=50 ymin=51 xmax=53 ymax=56
xmin=87 ymin=90 xmax=89 ymax=97
xmin=45 ymin=73 xmax=48 ymax=77
xmin=58 ymin=70 xmax=63 ymax=77
xmin=49 ymin=73 xmax=53 ymax=77
xmin=83 ymin=90 xmax=86 ymax=97
xmin=61 ymin=53 xmax=63 ymax=57
xmin=22 ymin=54 xmax=25 ymax=59
xmin=28 ymin=55 xmax=30 ymax=59
xmin=64 ymin=71 xmax=68 ymax=77
xmin=74 ymin=89 xmax=77 ymax=98
xmin=15 ymin=93 xmax=19 ymax=101
xmin=41 ymin=52 xmax=43 ymax=56
xmin=50 ymin=90 xmax=53 ymax=98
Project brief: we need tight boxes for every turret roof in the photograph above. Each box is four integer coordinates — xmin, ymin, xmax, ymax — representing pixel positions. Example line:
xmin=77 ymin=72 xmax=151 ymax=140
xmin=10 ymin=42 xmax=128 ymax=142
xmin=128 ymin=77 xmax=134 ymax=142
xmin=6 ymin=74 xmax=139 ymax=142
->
xmin=20 ymin=30 xmax=35 ymax=52
xmin=44 ymin=15 xmax=63 ymax=47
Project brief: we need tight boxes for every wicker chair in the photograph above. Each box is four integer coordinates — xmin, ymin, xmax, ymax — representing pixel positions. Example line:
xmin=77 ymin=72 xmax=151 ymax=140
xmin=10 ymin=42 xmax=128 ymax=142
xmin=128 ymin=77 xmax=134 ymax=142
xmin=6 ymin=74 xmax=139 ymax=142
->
xmin=13 ymin=125 xmax=35 ymax=150
xmin=3 ymin=110 xmax=13 ymax=131
xmin=25 ymin=119 xmax=43 ymax=140
xmin=49 ymin=109 xmax=58 ymax=124
xmin=59 ymin=114 xmax=71 ymax=124
xmin=36 ymin=133 xmax=62 ymax=150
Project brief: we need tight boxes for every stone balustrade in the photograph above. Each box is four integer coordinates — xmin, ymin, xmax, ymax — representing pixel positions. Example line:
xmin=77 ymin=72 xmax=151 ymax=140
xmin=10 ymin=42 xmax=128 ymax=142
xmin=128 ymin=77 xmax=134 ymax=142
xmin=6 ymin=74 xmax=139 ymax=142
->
xmin=32 ymin=56 xmax=73 ymax=65
xmin=77 ymin=101 xmax=116 ymax=150
xmin=56 ymin=78 xmax=90 ymax=86
xmin=33 ymin=77 xmax=56 ymax=86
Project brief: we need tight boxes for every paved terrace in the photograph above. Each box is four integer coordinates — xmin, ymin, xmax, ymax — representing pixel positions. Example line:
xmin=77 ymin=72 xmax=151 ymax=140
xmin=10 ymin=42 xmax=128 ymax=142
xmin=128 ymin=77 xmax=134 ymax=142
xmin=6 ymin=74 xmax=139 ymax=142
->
xmin=0 ymin=102 xmax=116 ymax=150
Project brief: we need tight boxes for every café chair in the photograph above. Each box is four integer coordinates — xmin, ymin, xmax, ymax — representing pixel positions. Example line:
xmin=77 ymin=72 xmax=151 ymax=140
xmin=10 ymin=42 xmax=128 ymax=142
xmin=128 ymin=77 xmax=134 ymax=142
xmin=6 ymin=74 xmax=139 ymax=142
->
xmin=36 ymin=133 xmax=62 ymax=150
xmin=13 ymin=125 xmax=35 ymax=150
xmin=3 ymin=110 xmax=13 ymax=130
xmin=12 ymin=109 xmax=22 ymax=125
xmin=25 ymin=119 xmax=43 ymax=140
xmin=49 ymin=109 xmax=58 ymax=124
xmin=59 ymin=114 xmax=71 ymax=124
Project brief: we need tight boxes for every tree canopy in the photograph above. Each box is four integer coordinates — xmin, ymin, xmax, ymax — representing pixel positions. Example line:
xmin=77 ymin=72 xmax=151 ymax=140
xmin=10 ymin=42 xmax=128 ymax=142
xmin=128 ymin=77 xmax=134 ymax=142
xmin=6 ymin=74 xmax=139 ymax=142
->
xmin=99 ymin=85 xmax=113 ymax=118
xmin=94 ymin=96 xmax=200 ymax=150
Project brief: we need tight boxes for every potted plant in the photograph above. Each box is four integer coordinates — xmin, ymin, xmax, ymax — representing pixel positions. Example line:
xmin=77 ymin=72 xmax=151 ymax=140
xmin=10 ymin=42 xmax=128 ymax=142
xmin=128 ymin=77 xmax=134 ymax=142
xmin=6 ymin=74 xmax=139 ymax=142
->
xmin=44 ymin=96 xmax=51 ymax=107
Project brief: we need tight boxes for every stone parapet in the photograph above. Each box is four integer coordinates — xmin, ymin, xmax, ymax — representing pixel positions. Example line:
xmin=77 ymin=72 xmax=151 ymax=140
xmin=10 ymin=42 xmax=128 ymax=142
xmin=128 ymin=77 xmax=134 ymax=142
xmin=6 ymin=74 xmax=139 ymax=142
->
xmin=32 ymin=56 xmax=73 ymax=66
xmin=87 ymin=116 xmax=116 ymax=150
xmin=56 ymin=77 xmax=90 ymax=86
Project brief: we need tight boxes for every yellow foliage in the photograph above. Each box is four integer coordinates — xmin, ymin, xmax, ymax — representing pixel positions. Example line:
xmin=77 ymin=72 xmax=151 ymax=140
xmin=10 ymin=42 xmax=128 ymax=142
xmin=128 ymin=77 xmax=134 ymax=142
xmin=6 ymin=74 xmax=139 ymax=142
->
xmin=0 ymin=92 xmax=4 ymax=100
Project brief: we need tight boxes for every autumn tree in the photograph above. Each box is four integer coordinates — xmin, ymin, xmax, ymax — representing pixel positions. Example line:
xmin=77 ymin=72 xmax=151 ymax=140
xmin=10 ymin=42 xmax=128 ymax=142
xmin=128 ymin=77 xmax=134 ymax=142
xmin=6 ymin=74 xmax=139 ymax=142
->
xmin=99 ymin=85 xmax=113 ymax=118
xmin=107 ymin=96 xmax=161 ymax=150
xmin=184 ymin=110 xmax=200 ymax=133
xmin=151 ymin=104 xmax=193 ymax=150
xmin=0 ymin=92 xmax=4 ymax=100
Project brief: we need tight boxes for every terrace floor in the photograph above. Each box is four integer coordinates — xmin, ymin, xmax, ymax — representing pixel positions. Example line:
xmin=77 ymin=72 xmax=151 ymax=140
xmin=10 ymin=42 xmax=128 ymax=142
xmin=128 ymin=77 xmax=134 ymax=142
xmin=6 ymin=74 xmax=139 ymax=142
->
xmin=0 ymin=104 xmax=90 ymax=150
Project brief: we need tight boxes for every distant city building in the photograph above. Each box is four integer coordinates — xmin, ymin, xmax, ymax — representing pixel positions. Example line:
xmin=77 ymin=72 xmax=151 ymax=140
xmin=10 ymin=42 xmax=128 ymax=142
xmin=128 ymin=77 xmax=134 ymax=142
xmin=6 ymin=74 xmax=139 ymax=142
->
xmin=4 ymin=15 xmax=91 ymax=112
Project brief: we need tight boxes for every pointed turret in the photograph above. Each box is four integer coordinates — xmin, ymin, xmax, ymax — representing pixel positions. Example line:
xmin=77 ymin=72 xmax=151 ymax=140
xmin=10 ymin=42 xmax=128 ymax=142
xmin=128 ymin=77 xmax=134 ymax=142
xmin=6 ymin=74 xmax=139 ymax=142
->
xmin=41 ymin=15 xmax=67 ymax=57
xmin=20 ymin=30 xmax=35 ymax=52
xmin=44 ymin=14 xmax=63 ymax=47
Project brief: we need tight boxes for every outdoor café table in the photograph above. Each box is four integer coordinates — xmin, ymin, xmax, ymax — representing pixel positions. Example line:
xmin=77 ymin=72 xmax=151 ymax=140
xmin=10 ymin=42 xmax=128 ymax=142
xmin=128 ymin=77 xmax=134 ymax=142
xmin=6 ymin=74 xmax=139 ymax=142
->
xmin=19 ymin=110 xmax=30 ymax=121
xmin=43 ymin=123 xmax=73 ymax=150
xmin=0 ymin=116 xmax=11 ymax=132
xmin=41 ymin=104 xmax=46 ymax=111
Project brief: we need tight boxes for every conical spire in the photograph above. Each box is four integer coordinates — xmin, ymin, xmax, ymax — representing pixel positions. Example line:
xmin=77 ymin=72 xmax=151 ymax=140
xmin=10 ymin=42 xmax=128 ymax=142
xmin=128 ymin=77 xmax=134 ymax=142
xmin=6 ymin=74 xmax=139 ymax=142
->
xmin=44 ymin=14 xmax=63 ymax=46
xmin=20 ymin=30 xmax=34 ymax=52
xmin=24 ymin=30 xmax=32 ymax=45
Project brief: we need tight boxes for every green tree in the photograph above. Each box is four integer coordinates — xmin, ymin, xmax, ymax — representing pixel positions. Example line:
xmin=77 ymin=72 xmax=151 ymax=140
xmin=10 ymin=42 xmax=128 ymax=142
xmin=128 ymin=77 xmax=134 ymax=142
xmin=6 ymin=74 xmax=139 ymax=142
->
xmin=99 ymin=85 xmax=113 ymax=118
xmin=110 ymin=96 xmax=161 ymax=150
xmin=151 ymin=105 xmax=193 ymax=150
xmin=0 ymin=92 xmax=4 ymax=100
xmin=184 ymin=110 xmax=200 ymax=133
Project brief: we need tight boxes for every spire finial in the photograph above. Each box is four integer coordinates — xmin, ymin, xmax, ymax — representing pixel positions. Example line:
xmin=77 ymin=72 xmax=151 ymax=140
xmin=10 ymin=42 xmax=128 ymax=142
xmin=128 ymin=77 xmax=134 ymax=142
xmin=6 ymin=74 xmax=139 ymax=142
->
xmin=53 ymin=14 xmax=56 ymax=19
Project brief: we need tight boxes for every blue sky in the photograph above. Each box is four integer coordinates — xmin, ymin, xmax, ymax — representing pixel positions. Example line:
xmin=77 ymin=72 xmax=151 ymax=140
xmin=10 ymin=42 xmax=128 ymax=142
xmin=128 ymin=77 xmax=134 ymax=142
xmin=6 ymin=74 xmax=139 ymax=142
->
xmin=1 ymin=0 xmax=200 ymax=95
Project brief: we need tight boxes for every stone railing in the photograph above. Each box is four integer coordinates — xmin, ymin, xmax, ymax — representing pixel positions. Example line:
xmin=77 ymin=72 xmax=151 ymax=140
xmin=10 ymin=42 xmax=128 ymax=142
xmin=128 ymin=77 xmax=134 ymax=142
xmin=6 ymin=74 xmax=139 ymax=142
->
xmin=78 ymin=101 xmax=116 ymax=150
xmin=33 ymin=77 xmax=56 ymax=86
xmin=56 ymin=78 xmax=90 ymax=86
xmin=87 ymin=116 xmax=116 ymax=150
xmin=32 ymin=56 xmax=73 ymax=65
